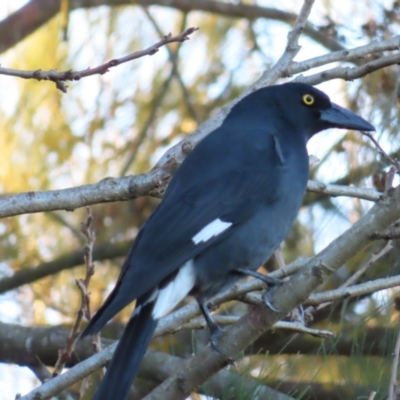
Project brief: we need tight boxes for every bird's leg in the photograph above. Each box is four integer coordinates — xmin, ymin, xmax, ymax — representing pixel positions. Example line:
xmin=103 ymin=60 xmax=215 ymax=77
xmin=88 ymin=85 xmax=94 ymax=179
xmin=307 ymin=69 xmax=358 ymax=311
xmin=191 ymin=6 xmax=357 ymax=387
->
xmin=235 ymin=268 xmax=282 ymax=286
xmin=236 ymin=268 xmax=282 ymax=312
xmin=197 ymin=300 xmax=233 ymax=362
xmin=197 ymin=300 xmax=223 ymax=349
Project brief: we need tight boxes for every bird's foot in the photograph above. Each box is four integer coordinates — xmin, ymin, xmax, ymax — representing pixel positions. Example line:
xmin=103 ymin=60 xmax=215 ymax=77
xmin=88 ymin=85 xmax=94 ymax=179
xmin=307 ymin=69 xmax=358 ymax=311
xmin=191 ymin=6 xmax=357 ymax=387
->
xmin=264 ymin=275 xmax=284 ymax=286
xmin=236 ymin=268 xmax=283 ymax=287
xmin=262 ymin=289 xmax=280 ymax=313
xmin=209 ymin=326 xmax=234 ymax=365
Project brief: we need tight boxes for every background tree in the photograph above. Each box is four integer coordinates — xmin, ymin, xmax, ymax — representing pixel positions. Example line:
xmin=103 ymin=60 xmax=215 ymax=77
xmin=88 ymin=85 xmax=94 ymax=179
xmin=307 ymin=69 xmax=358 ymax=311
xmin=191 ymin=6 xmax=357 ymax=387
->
xmin=0 ymin=1 xmax=400 ymax=399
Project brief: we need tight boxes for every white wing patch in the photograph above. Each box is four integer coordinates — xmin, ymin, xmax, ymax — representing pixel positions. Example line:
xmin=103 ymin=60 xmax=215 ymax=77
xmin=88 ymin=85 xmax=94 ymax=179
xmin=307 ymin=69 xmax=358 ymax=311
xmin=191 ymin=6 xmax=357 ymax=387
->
xmin=192 ymin=218 xmax=232 ymax=245
xmin=152 ymin=260 xmax=196 ymax=319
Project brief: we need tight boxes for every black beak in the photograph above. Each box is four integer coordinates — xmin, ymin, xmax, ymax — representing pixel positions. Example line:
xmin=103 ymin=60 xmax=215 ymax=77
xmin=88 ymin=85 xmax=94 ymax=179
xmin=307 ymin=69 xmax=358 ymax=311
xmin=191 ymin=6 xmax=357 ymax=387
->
xmin=320 ymin=103 xmax=375 ymax=132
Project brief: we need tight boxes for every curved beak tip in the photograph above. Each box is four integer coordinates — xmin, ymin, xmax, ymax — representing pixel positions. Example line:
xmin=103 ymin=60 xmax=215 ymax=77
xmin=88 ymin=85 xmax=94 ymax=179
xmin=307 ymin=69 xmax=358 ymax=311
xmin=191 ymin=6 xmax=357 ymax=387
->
xmin=321 ymin=103 xmax=375 ymax=132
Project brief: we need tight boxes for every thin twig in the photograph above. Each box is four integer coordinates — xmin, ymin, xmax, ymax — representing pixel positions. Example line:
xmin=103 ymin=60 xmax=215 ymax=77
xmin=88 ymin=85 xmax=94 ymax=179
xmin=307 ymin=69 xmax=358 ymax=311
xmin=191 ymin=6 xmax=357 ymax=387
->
xmin=274 ymin=321 xmax=334 ymax=338
xmin=52 ymin=208 xmax=97 ymax=379
xmin=144 ymin=10 xmax=199 ymax=123
xmin=119 ymin=14 xmax=190 ymax=176
xmin=288 ymin=35 xmax=400 ymax=76
xmin=77 ymin=208 xmax=102 ymax=397
xmin=307 ymin=180 xmax=381 ymax=201
xmin=299 ymin=53 xmax=400 ymax=86
xmin=251 ymin=0 xmax=315 ymax=90
xmin=341 ymin=241 xmax=392 ymax=288
xmin=239 ymin=274 xmax=400 ymax=308
xmin=306 ymin=274 xmax=400 ymax=306
xmin=0 ymin=27 xmax=198 ymax=92
xmin=170 ymin=315 xmax=334 ymax=338
xmin=361 ymin=131 xmax=400 ymax=173
xmin=313 ymin=240 xmax=393 ymax=312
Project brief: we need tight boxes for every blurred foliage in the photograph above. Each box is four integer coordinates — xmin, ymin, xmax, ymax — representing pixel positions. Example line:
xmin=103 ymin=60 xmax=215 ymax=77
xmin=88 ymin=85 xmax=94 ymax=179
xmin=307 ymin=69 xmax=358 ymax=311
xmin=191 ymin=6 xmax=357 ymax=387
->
xmin=1 ymin=0 xmax=400 ymax=398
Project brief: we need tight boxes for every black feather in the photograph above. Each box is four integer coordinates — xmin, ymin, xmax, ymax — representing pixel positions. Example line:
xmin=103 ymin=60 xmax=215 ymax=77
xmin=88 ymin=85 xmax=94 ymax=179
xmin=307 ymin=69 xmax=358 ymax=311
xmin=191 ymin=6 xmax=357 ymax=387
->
xmin=92 ymin=300 xmax=158 ymax=400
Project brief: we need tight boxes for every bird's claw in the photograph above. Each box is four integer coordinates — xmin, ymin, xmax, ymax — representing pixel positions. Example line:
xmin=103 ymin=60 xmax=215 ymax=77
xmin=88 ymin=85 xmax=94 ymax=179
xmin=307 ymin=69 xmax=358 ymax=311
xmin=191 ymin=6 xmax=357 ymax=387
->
xmin=209 ymin=326 xmax=235 ymax=365
xmin=263 ymin=289 xmax=280 ymax=312
xmin=235 ymin=268 xmax=283 ymax=287
xmin=266 ymin=276 xmax=284 ymax=287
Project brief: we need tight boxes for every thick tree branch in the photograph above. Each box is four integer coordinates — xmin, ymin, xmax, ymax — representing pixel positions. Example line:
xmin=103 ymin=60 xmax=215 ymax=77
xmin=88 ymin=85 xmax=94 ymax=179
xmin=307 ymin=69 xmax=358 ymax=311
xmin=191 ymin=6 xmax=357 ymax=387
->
xmin=0 ymin=176 xmax=380 ymax=220
xmin=0 ymin=0 xmax=343 ymax=56
xmin=0 ymin=322 xmax=113 ymax=369
xmin=0 ymin=320 xmax=395 ymax=371
xmin=0 ymin=170 xmax=169 ymax=218
xmin=137 ymin=350 xmax=295 ymax=400
xmin=249 ymin=325 xmax=396 ymax=358
xmin=0 ymin=240 xmax=130 ymax=294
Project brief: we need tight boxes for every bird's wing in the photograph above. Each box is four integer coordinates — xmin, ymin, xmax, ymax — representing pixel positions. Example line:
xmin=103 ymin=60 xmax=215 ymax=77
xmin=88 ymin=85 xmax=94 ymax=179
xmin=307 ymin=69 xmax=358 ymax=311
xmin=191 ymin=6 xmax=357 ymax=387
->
xmin=82 ymin=128 xmax=286 ymax=335
xmin=121 ymin=129 xmax=285 ymax=290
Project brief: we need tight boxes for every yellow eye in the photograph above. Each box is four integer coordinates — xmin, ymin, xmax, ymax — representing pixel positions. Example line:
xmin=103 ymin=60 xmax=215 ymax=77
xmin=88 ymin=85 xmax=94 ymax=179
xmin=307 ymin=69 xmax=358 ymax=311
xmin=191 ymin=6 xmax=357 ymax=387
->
xmin=302 ymin=94 xmax=315 ymax=106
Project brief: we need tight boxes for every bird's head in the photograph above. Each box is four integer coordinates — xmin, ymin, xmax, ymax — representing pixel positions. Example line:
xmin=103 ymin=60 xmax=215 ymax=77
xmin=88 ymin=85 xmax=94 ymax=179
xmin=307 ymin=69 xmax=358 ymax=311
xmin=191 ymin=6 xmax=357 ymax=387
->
xmin=228 ymin=82 xmax=375 ymax=139
xmin=281 ymin=82 xmax=375 ymax=137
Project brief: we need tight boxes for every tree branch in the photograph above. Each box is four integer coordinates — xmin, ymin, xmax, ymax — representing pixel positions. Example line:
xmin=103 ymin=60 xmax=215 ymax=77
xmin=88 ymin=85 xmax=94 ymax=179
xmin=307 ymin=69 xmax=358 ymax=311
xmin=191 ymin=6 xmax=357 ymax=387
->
xmin=0 ymin=175 xmax=381 ymax=221
xmin=173 ymin=315 xmax=335 ymax=339
xmin=240 ymin=274 xmax=400 ymax=308
xmin=249 ymin=0 xmax=315 ymax=90
xmin=0 ymin=171 xmax=170 ymax=218
xmin=307 ymin=180 xmax=380 ymax=201
xmin=0 ymin=27 xmax=198 ymax=92
xmin=53 ymin=209 xmax=98 ymax=377
xmin=287 ymin=35 xmax=400 ymax=75
xmin=0 ymin=0 xmax=344 ymax=56
xmin=0 ymin=240 xmax=130 ymax=295
xmin=299 ymin=52 xmax=400 ymax=85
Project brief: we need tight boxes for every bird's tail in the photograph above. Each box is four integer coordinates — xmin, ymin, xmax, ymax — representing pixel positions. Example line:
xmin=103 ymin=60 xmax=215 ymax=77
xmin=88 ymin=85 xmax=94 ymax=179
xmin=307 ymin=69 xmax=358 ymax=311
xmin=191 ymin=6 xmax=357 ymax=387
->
xmin=80 ymin=279 xmax=135 ymax=338
xmin=92 ymin=300 xmax=158 ymax=400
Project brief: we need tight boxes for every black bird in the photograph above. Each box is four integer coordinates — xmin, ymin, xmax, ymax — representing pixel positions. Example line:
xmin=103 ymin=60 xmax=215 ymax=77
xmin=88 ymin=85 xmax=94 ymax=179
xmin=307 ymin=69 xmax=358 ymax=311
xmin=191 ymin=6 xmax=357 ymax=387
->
xmin=81 ymin=82 xmax=374 ymax=400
